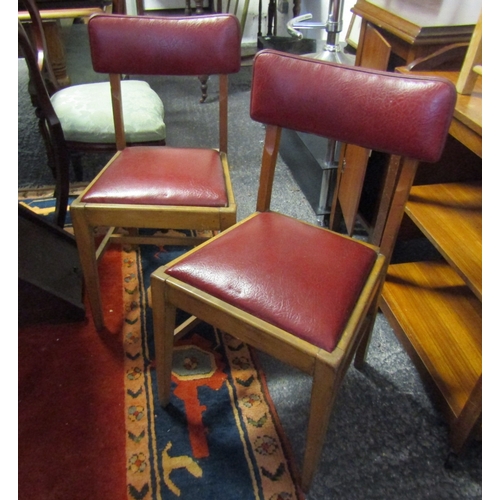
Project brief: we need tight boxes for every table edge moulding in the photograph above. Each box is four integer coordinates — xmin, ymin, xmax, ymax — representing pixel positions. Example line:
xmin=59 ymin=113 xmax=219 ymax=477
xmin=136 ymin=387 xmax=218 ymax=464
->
xmin=352 ymin=0 xmax=481 ymax=63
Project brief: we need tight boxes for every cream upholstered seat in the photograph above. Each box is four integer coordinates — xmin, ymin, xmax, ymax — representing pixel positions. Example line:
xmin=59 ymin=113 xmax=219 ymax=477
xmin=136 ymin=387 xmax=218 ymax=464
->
xmin=150 ymin=49 xmax=457 ymax=492
xmin=51 ymin=80 xmax=165 ymax=145
xmin=20 ymin=0 xmax=167 ymax=165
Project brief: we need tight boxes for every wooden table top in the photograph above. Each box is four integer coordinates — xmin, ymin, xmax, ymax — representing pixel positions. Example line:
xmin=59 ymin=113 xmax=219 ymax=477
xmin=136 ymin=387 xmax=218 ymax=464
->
xmin=352 ymin=0 xmax=482 ymax=44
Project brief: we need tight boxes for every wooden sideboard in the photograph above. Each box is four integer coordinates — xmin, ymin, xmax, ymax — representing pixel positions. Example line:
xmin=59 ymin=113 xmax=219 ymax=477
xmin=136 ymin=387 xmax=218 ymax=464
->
xmin=339 ymin=0 xmax=483 ymax=455
xmin=380 ymin=64 xmax=482 ymax=454
xmin=352 ymin=0 xmax=482 ymax=65
xmin=331 ymin=0 xmax=482 ymax=242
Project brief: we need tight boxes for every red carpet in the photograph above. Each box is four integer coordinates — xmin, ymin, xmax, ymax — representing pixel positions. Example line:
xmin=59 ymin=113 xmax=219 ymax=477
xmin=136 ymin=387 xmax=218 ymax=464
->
xmin=18 ymin=247 xmax=128 ymax=500
xmin=19 ymin=240 xmax=303 ymax=500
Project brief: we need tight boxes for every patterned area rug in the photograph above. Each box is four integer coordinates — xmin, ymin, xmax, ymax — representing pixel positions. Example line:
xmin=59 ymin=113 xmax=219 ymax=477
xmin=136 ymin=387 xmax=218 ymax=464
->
xmin=18 ymin=197 xmax=304 ymax=500
xmin=126 ymin=243 xmax=303 ymax=500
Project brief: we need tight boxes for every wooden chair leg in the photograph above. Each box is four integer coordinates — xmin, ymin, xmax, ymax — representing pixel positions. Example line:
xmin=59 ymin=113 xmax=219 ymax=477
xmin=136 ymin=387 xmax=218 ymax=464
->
xmin=71 ymin=212 xmax=104 ymax=330
xmin=354 ymin=290 xmax=381 ymax=369
xmin=302 ymin=356 xmax=339 ymax=492
xmin=354 ymin=310 xmax=377 ymax=369
xmin=353 ymin=323 xmax=373 ymax=369
xmin=53 ymin=155 xmax=69 ymax=229
xmin=151 ymin=275 xmax=176 ymax=407
xmin=193 ymin=0 xmax=204 ymax=14
xmin=70 ymin=152 xmax=83 ymax=182
xmin=198 ymin=75 xmax=209 ymax=103
xmin=449 ymin=376 xmax=482 ymax=453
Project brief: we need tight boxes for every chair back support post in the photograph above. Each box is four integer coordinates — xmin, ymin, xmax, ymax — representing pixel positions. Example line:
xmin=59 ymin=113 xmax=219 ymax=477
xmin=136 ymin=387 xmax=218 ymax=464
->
xmin=219 ymin=74 xmax=229 ymax=154
xmin=109 ymin=73 xmax=127 ymax=150
xmin=256 ymin=124 xmax=281 ymax=212
xmin=378 ymin=156 xmax=420 ymax=261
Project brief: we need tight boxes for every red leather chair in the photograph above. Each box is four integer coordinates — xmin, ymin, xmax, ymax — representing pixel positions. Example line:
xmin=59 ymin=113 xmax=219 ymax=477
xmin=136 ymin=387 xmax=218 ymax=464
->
xmin=71 ymin=14 xmax=241 ymax=330
xmin=150 ymin=50 xmax=456 ymax=491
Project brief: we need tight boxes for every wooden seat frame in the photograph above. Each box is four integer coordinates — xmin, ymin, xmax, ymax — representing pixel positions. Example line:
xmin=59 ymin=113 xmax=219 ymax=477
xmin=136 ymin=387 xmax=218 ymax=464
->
xmin=71 ymin=13 xmax=240 ymax=330
xmin=150 ymin=50 xmax=457 ymax=492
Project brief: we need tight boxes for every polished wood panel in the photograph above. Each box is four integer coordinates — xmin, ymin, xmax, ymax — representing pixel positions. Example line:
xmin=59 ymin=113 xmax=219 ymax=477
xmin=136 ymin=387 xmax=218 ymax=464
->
xmin=330 ymin=23 xmax=391 ymax=238
xmin=457 ymin=11 xmax=482 ymax=94
xmin=405 ymin=181 xmax=482 ymax=300
xmin=381 ymin=261 xmax=482 ymax=421
xmin=377 ymin=16 xmax=482 ymax=453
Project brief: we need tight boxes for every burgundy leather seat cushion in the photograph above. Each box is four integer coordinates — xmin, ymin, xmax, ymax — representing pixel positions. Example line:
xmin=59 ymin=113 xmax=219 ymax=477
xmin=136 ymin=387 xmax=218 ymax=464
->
xmin=166 ymin=212 xmax=377 ymax=352
xmin=81 ymin=146 xmax=228 ymax=206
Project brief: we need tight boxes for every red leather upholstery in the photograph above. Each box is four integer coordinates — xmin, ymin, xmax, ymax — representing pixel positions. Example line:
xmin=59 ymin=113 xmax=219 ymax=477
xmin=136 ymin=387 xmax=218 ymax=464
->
xmin=82 ymin=147 xmax=228 ymax=206
xmin=166 ymin=212 xmax=377 ymax=351
xmin=82 ymin=14 xmax=239 ymax=208
xmin=250 ymin=50 xmax=457 ymax=163
xmin=88 ymin=14 xmax=241 ymax=76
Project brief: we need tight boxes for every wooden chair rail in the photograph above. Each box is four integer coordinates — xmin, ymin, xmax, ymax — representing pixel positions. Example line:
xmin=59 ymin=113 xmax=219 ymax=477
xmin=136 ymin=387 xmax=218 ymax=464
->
xmin=18 ymin=6 xmax=109 ymax=21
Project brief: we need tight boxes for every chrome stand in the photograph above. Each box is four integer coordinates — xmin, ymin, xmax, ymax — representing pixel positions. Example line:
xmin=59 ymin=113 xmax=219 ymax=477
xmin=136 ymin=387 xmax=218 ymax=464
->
xmin=285 ymin=0 xmax=354 ymax=225
xmin=287 ymin=0 xmax=354 ymax=64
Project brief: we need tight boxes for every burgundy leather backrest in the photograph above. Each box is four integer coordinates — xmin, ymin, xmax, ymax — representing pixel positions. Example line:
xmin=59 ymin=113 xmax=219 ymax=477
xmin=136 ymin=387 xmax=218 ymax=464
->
xmin=88 ymin=14 xmax=241 ymax=76
xmin=250 ymin=50 xmax=457 ymax=163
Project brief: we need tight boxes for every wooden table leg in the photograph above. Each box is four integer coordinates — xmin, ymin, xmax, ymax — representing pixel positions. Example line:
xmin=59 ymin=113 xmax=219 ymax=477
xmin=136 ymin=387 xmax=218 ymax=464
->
xmin=186 ymin=1 xmax=205 ymax=14
xmin=44 ymin=20 xmax=70 ymax=87
xmin=293 ymin=0 xmax=301 ymax=16
xmin=187 ymin=1 xmax=214 ymax=103
xmin=198 ymin=75 xmax=209 ymax=103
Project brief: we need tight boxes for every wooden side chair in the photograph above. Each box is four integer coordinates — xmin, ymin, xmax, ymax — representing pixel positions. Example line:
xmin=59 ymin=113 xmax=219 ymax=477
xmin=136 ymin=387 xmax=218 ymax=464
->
xmin=150 ymin=50 xmax=456 ymax=492
xmin=71 ymin=13 xmax=241 ymax=331
xmin=19 ymin=20 xmax=71 ymax=228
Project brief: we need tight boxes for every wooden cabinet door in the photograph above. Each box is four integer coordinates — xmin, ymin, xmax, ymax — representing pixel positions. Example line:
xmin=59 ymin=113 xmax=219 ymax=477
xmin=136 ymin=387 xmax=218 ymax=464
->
xmin=330 ymin=23 xmax=391 ymax=237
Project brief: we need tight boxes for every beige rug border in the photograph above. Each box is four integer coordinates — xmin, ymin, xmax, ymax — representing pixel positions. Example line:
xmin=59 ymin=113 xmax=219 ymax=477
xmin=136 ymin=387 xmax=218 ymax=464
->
xmin=18 ymin=182 xmax=89 ymax=200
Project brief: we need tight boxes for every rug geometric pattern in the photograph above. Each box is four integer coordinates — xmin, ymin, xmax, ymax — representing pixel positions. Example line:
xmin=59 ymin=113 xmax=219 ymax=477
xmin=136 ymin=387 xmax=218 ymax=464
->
xmin=120 ymin=241 xmax=304 ymax=500
xmin=18 ymin=194 xmax=303 ymax=499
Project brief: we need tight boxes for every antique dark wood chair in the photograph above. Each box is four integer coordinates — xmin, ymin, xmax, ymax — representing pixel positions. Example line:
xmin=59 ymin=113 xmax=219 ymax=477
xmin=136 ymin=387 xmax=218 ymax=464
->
xmin=71 ymin=13 xmax=241 ymax=330
xmin=19 ymin=20 xmax=71 ymax=227
xmin=19 ymin=0 xmax=167 ymax=180
xmin=150 ymin=49 xmax=456 ymax=492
